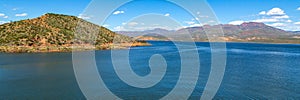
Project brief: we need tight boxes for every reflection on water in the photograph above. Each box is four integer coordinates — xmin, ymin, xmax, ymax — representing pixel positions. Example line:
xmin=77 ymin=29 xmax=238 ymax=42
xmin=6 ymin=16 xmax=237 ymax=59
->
xmin=0 ymin=41 xmax=300 ymax=99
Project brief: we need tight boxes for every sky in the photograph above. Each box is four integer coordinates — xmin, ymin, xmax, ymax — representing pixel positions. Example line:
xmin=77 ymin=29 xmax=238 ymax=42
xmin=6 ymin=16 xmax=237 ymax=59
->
xmin=0 ymin=0 xmax=300 ymax=31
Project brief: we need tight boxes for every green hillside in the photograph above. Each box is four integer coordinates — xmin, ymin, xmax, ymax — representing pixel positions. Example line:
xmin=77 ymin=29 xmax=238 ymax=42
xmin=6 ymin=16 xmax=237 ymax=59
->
xmin=0 ymin=13 xmax=148 ymax=53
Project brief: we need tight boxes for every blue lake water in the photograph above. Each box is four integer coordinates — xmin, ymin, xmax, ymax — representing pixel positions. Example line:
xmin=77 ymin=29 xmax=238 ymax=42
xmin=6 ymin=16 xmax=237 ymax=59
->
xmin=0 ymin=41 xmax=300 ymax=99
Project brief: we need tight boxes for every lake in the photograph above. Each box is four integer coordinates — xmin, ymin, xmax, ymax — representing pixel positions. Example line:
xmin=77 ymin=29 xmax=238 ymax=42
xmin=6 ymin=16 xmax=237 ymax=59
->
xmin=0 ymin=41 xmax=300 ymax=99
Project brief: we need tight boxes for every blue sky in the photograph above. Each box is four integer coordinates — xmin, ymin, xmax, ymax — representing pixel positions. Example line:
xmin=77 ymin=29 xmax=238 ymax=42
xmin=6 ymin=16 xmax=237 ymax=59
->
xmin=0 ymin=0 xmax=300 ymax=31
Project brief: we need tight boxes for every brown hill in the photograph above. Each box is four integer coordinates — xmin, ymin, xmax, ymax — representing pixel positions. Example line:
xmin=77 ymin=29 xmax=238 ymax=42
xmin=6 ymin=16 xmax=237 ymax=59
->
xmin=0 ymin=13 xmax=148 ymax=53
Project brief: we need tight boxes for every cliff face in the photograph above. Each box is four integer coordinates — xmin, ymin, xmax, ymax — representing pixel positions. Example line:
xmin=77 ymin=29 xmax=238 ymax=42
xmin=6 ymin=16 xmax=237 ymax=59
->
xmin=0 ymin=13 xmax=148 ymax=53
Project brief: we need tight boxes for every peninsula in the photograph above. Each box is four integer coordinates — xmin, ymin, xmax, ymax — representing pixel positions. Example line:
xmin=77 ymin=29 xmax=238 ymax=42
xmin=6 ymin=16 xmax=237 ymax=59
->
xmin=0 ymin=13 xmax=149 ymax=53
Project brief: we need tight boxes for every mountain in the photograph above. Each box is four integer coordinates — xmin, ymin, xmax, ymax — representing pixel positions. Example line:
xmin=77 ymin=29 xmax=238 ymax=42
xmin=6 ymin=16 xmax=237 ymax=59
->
xmin=289 ymin=31 xmax=300 ymax=34
xmin=117 ymin=28 xmax=173 ymax=37
xmin=117 ymin=28 xmax=173 ymax=40
xmin=0 ymin=13 xmax=149 ymax=53
xmin=117 ymin=22 xmax=300 ymax=43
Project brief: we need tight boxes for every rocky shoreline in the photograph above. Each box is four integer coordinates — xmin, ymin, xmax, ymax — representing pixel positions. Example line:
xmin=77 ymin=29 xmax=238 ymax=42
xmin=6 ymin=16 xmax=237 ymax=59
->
xmin=0 ymin=42 xmax=150 ymax=53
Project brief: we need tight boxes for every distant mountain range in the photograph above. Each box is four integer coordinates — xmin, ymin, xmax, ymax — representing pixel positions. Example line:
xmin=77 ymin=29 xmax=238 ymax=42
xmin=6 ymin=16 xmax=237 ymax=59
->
xmin=117 ymin=22 xmax=300 ymax=43
xmin=289 ymin=31 xmax=300 ymax=34
xmin=0 ymin=13 xmax=148 ymax=53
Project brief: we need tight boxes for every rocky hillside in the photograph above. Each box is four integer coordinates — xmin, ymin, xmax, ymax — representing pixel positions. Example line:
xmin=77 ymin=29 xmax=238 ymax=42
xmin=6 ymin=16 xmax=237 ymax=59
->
xmin=177 ymin=22 xmax=290 ymax=38
xmin=118 ymin=22 xmax=300 ymax=43
xmin=0 ymin=13 xmax=148 ymax=53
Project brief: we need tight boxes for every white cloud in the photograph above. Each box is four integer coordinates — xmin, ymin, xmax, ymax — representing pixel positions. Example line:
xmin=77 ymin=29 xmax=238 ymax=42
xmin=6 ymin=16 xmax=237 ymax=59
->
xmin=228 ymin=20 xmax=245 ymax=25
xmin=226 ymin=7 xmax=298 ymax=31
xmin=185 ymin=18 xmax=214 ymax=27
xmin=255 ymin=8 xmax=290 ymax=23
xmin=113 ymin=22 xmax=181 ymax=31
xmin=0 ymin=21 xmax=8 ymax=24
xmin=189 ymin=24 xmax=202 ymax=27
xmin=113 ymin=25 xmax=174 ymax=31
xmin=164 ymin=13 xmax=170 ymax=17
xmin=208 ymin=20 xmax=216 ymax=23
xmin=114 ymin=26 xmax=125 ymax=31
xmin=102 ymin=24 xmax=110 ymax=27
xmin=78 ymin=14 xmax=91 ymax=20
xmin=285 ymin=26 xmax=300 ymax=31
xmin=12 ymin=8 xmax=18 ymax=11
xmin=15 ymin=13 xmax=28 ymax=17
xmin=192 ymin=18 xmax=199 ymax=21
xmin=286 ymin=20 xmax=292 ymax=23
xmin=259 ymin=11 xmax=266 ymax=15
xmin=207 ymin=20 xmax=218 ymax=25
xmin=113 ymin=10 xmax=125 ymax=15
xmin=183 ymin=21 xmax=201 ymax=27
xmin=0 ymin=13 xmax=9 ymax=19
xmin=0 ymin=13 xmax=5 ymax=17
xmin=294 ymin=22 xmax=300 ymax=25
xmin=127 ymin=22 xmax=138 ymax=26
xmin=273 ymin=15 xmax=289 ymax=19
xmin=266 ymin=8 xmax=285 ymax=16
xmin=195 ymin=12 xmax=210 ymax=18
xmin=0 ymin=13 xmax=8 ymax=19
xmin=252 ymin=18 xmax=279 ymax=23
xmin=184 ymin=21 xmax=195 ymax=25
xmin=268 ymin=23 xmax=286 ymax=27
xmin=297 ymin=7 xmax=300 ymax=10
xmin=198 ymin=15 xmax=209 ymax=18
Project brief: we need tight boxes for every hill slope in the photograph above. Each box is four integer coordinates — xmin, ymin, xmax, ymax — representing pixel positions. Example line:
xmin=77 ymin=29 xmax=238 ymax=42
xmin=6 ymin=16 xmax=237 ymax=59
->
xmin=118 ymin=22 xmax=300 ymax=43
xmin=0 ymin=13 xmax=148 ymax=53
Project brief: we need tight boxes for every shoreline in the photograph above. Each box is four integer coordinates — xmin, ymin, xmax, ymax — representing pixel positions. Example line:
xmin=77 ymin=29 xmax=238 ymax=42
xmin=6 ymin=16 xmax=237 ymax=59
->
xmin=0 ymin=42 xmax=151 ymax=53
xmin=143 ymin=40 xmax=300 ymax=45
xmin=1 ymin=40 xmax=299 ymax=53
